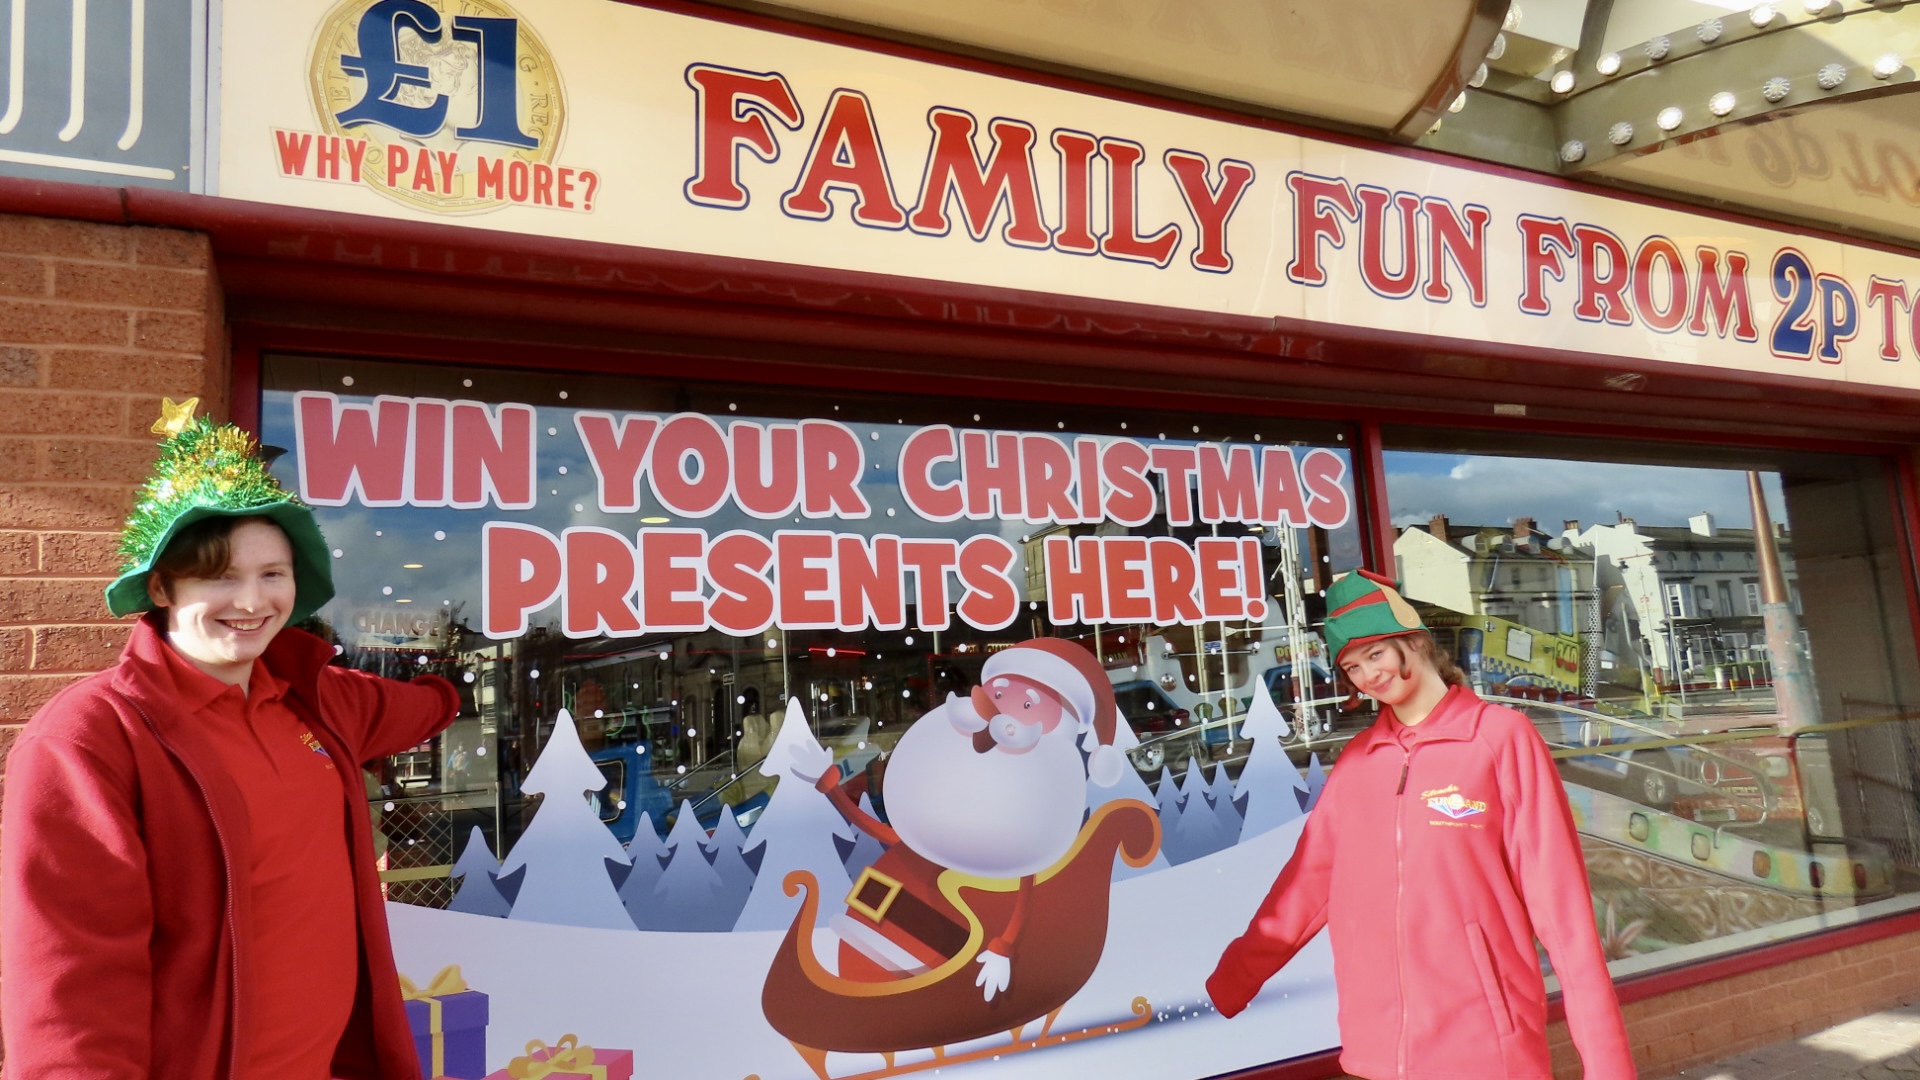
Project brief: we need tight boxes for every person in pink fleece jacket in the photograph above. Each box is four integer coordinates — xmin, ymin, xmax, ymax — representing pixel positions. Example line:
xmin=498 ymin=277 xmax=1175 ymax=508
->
xmin=1207 ymin=569 xmax=1636 ymax=1080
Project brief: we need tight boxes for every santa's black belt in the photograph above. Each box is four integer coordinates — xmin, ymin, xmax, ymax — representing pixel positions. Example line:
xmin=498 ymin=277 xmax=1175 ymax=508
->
xmin=847 ymin=866 xmax=971 ymax=960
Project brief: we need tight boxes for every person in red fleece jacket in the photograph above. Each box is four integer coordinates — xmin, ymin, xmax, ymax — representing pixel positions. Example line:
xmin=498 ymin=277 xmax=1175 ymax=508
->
xmin=1208 ymin=569 xmax=1636 ymax=1080
xmin=1 ymin=411 xmax=459 ymax=1080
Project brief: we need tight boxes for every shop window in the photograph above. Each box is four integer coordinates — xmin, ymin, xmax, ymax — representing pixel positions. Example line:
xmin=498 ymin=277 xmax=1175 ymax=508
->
xmin=261 ymin=353 xmax=1364 ymax=935
xmin=1384 ymin=427 xmax=1920 ymax=979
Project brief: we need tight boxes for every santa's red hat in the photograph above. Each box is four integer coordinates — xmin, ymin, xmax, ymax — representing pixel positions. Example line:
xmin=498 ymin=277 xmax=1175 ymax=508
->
xmin=980 ymin=638 xmax=1126 ymax=787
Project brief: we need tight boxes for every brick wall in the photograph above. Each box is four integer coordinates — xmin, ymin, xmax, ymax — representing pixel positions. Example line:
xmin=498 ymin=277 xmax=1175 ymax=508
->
xmin=1535 ymin=925 xmax=1920 ymax=1077
xmin=0 ymin=211 xmax=226 ymax=811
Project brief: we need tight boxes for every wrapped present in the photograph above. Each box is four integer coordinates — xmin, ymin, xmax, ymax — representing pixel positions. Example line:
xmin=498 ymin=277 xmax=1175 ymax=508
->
xmin=485 ymin=1034 xmax=634 ymax=1080
xmin=402 ymin=965 xmax=490 ymax=1080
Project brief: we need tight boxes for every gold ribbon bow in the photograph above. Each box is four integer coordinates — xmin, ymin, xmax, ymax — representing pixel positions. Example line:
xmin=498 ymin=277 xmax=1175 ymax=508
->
xmin=507 ymin=1034 xmax=602 ymax=1079
xmin=400 ymin=965 xmax=470 ymax=1001
xmin=400 ymin=966 xmax=471 ymax=1076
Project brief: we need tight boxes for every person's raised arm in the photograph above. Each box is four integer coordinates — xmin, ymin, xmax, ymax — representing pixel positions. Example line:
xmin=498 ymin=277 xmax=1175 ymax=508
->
xmin=316 ymin=665 xmax=460 ymax=765
xmin=1206 ymin=786 xmax=1338 ymax=1018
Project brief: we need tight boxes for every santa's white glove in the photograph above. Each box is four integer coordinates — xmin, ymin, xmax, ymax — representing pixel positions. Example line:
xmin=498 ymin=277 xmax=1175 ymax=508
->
xmin=974 ymin=949 xmax=1011 ymax=1002
xmin=947 ymin=690 xmax=989 ymax=735
xmin=788 ymin=741 xmax=835 ymax=785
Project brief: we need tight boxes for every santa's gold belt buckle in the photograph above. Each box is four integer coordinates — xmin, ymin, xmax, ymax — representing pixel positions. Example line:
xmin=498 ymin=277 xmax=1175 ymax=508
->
xmin=847 ymin=866 xmax=904 ymax=921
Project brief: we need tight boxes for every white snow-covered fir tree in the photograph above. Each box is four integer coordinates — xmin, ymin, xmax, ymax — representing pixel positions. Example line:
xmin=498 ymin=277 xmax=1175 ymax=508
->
xmin=618 ymin=811 xmax=670 ymax=929
xmin=839 ymin=792 xmax=888 ymax=879
xmin=1207 ymin=761 xmax=1245 ymax=842
xmin=1232 ymin=687 xmax=1310 ymax=840
xmin=497 ymin=708 xmax=634 ymax=930
xmin=733 ymin=697 xmax=858 ymax=931
xmin=642 ymin=800 xmax=732 ymax=931
xmin=1152 ymin=763 xmax=1184 ymax=859
xmin=1084 ymin=723 xmax=1169 ymax=877
xmin=705 ymin=802 xmax=756 ymax=925
xmin=1303 ymin=751 xmax=1330 ymax=813
xmin=1165 ymin=757 xmax=1233 ymax=863
xmin=447 ymin=825 xmax=511 ymax=918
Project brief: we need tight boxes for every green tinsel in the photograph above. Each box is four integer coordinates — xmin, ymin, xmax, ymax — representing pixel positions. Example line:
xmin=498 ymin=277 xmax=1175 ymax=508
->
xmin=116 ymin=417 xmax=303 ymax=574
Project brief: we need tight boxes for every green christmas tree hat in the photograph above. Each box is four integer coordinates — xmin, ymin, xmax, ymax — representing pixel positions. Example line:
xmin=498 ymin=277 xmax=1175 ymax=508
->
xmin=1323 ymin=568 xmax=1426 ymax=661
xmin=106 ymin=398 xmax=335 ymax=622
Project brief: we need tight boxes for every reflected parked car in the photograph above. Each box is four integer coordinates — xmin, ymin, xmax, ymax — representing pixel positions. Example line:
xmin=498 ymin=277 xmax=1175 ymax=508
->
xmin=1112 ymin=679 xmax=1199 ymax=774
xmin=1501 ymin=697 xmax=1799 ymax=826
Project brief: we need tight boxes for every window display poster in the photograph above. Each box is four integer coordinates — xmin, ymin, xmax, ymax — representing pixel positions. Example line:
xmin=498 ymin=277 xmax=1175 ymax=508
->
xmin=270 ymin=386 xmax=1357 ymax=1080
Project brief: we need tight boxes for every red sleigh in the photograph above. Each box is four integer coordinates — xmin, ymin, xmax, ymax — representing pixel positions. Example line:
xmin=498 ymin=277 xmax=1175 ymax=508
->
xmin=754 ymin=799 xmax=1161 ymax=1080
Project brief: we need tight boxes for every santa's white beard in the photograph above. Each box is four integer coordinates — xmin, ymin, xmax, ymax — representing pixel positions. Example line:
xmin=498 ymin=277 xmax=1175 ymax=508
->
xmin=884 ymin=697 xmax=1088 ymax=879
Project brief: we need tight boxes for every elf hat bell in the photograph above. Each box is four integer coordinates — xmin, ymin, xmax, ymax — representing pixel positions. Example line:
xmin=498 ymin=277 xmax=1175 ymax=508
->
xmin=1323 ymin=569 xmax=1426 ymax=662
xmin=105 ymin=408 xmax=334 ymax=623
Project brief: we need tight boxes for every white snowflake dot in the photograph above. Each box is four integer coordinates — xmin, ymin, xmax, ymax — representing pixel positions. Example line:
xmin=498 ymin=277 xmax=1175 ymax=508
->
xmin=375 ymin=530 xmax=383 ymax=537
xmin=381 ymin=586 xmax=393 ymax=595
xmin=342 ymin=375 xmax=355 ymax=387
xmin=463 ymin=672 xmax=476 ymax=683
xmin=574 ymin=504 xmax=584 ymax=513
xmin=462 ymin=378 xmax=473 ymax=387
xmin=475 ymin=746 xmax=486 ymax=756
xmin=415 ymin=655 xmax=427 ymax=665
xmin=825 ymin=647 xmax=837 ymax=658
xmin=383 ymin=802 xmax=396 ymax=812
xmin=886 ymin=507 xmax=896 ymax=517
xmin=676 ymin=765 xmax=686 ymax=775
xmin=558 ymin=390 xmax=569 ymax=399
xmin=332 ymin=548 xmax=343 ymax=559
xmin=904 ymin=635 xmax=915 ymax=645
xmin=528 ymin=669 xmax=540 ymax=680
xmin=547 ymin=427 xmax=558 ymax=436
xmin=434 ymin=530 xmax=446 ymax=541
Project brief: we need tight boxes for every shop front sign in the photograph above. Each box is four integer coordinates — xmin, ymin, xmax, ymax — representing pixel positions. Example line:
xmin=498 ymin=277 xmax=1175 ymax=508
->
xmin=221 ymin=0 xmax=1920 ymax=393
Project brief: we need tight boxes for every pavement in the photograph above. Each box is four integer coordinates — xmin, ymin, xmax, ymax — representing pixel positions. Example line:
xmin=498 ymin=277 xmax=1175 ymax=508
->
xmin=1656 ymin=1003 xmax=1920 ymax=1079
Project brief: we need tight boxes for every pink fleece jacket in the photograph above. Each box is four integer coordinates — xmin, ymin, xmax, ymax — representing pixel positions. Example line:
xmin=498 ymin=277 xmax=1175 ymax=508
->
xmin=1207 ymin=685 xmax=1636 ymax=1080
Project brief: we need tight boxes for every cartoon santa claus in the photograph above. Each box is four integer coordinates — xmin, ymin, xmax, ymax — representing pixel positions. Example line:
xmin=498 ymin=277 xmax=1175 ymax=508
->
xmin=792 ymin=638 xmax=1127 ymax=1002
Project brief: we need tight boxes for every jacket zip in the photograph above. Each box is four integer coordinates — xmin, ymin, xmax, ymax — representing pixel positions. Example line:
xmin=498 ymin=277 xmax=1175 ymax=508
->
xmin=1395 ymin=742 xmax=1410 ymax=1079
xmin=129 ymin=698 xmax=244 ymax=1080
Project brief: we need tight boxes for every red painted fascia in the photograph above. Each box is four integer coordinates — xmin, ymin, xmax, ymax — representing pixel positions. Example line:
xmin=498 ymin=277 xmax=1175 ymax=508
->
xmin=1 ymin=175 xmax=1917 ymax=419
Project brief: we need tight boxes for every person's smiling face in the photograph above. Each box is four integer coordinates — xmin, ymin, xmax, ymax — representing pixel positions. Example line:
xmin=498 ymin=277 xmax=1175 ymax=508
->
xmin=1339 ymin=637 xmax=1419 ymax=709
xmin=148 ymin=519 xmax=297 ymax=687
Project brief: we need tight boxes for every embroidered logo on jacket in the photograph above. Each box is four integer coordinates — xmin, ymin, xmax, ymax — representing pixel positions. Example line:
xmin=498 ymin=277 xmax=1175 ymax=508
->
xmin=299 ymin=730 xmax=336 ymax=770
xmin=1422 ymin=785 xmax=1487 ymax=819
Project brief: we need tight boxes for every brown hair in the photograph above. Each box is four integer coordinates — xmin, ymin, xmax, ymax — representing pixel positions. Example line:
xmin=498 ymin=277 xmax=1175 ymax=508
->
xmin=146 ymin=515 xmax=274 ymax=604
xmin=1335 ymin=631 xmax=1469 ymax=709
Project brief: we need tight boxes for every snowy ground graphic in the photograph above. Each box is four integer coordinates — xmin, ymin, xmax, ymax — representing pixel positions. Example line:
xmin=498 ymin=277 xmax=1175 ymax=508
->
xmin=389 ymin=817 xmax=1339 ymax=1080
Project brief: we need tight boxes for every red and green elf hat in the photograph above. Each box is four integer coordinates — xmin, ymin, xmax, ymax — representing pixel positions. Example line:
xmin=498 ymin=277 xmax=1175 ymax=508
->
xmin=1324 ymin=569 xmax=1426 ymax=661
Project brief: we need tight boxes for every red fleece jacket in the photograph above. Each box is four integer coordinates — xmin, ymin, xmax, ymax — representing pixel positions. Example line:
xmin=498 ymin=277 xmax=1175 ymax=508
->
xmin=1208 ymin=686 xmax=1636 ymax=1080
xmin=1 ymin=615 xmax=459 ymax=1080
